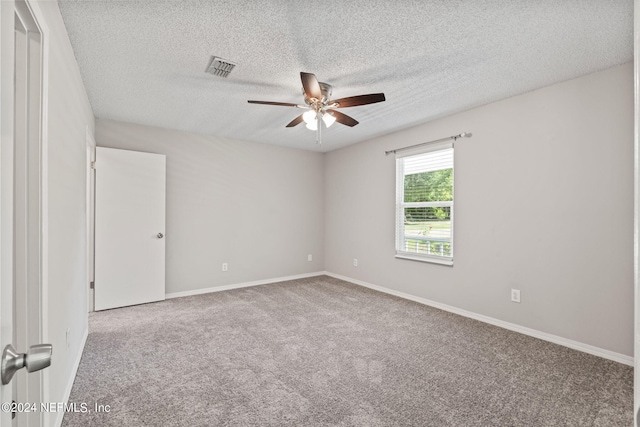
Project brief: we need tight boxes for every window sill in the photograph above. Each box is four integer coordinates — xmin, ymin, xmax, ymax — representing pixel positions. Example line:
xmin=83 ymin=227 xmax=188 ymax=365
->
xmin=395 ymin=253 xmax=453 ymax=266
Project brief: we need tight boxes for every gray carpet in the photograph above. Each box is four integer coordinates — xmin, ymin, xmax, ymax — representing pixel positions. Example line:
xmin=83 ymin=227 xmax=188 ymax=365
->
xmin=62 ymin=275 xmax=632 ymax=426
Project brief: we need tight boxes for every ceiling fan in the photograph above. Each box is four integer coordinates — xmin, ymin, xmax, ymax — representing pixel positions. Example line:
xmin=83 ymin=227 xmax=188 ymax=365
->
xmin=248 ymin=72 xmax=386 ymax=144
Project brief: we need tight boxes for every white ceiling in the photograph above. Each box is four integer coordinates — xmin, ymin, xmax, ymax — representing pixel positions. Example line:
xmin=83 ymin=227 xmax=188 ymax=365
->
xmin=58 ymin=0 xmax=633 ymax=152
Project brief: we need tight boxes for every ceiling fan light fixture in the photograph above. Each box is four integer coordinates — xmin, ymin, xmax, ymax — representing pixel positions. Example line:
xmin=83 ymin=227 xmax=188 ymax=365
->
xmin=302 ymin=110 xmax=317 ymax=124
xmin=322 ymin=112 xmax=336 ymax=128
xmin=305 ymin=120 xmax=318 ymax=131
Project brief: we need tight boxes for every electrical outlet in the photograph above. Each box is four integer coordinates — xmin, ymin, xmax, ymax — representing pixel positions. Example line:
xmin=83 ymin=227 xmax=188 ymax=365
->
xmin=353 ymin=258 xmax=358 ymax=267
xmin=511 ymin=289 xmax=521 ymax=303
xmin=308 ymin=254 xmax=312 ymax=262
xmin=222 ymin=263 xmax=228 ymax=272
xmin=66 ymin=328 xmax=71 ymax=349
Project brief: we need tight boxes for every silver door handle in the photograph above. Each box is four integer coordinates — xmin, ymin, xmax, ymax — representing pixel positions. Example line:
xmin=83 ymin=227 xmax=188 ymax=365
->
xmin=157 ymin=233 xmax=164 ymax=239
xmin=1 ymin=343 xmax=52 ymax=385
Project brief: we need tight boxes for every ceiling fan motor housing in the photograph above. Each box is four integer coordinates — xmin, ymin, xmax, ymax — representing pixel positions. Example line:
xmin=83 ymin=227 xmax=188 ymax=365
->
xmin=304 ymin=82 xmax=332 ymax=105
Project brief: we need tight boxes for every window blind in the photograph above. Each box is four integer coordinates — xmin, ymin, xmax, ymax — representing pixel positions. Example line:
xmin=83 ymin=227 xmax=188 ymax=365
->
xmin=396 ymin=142 xmax=454 ymax=265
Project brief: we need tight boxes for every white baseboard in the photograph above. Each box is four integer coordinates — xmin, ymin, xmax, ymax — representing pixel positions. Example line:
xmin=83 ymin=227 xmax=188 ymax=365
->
xmin=53 ymin=325 xmax=89 ymax=427
xmin=165 ymin=271 xmax=326 ymax=300
xmin=324 ymin=271 xmax=634 ymax=367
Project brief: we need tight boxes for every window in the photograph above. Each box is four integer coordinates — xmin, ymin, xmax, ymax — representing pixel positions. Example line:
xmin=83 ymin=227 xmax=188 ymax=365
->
xmin=395 ymin=142 xmax=454 ymax=265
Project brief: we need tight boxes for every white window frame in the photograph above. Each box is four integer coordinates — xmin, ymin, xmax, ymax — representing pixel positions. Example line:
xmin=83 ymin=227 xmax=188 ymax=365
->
xmin=395 ymin=141 xmax=454 ymax=266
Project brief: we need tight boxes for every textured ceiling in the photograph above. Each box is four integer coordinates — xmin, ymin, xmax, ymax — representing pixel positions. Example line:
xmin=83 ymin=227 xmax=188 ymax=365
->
xmin=58 ymin=0 xmax=633 ymax=152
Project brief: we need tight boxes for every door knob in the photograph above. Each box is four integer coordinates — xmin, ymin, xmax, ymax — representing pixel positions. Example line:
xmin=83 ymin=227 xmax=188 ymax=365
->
xmin=157 ymin=233 xmax=164 ymax=238
xmin=1 ymin=343 xmax=52 ymax=385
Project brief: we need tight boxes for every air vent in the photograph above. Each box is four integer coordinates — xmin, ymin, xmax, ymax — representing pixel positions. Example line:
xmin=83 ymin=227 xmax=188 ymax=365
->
xmin=206 ymin=56 xmax=236 ymax=78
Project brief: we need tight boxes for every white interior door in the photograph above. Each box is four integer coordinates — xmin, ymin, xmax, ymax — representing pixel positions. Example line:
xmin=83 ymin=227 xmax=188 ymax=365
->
xmin=94 ymin=147 xmax=166 ymax=310
xmin=95 ymin=147 xmax=166 ymax=311
xmin=2 ymin=1 xmax=50 ymax=426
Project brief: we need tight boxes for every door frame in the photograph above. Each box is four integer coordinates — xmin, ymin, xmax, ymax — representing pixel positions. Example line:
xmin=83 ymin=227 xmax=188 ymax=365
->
xmin=635 ymin=0 xmax=639 ymax=423
xmin=635 ymin=0 xmax=639 ymax=425
xmin=86 ymin=128 xmax=95 ymax=313
xmin=1 ymin=0 xmax=50 ymax=425
xmin=0 ymin=0 xmax=16 ymax=423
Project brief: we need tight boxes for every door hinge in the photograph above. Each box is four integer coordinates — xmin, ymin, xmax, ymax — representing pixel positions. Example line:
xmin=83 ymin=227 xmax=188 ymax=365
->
xmin=91 ymin=161 xmax=96 ymax=170
xmin=89 ymin=281 xmax=94 ymax=289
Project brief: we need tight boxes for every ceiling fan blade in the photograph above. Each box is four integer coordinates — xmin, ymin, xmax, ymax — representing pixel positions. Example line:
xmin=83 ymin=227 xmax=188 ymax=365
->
xmin=286 ymin=114 xmax=305 ymax=128
xmin=331 ymin=93 xmax=386 ymax=108
xmin=331 ymin=110 xmax=359 ymax=127
xmin=248 ymin=100 xmax=300 ymax=107
xmin=300 ymin=72 xmax=322 ymax=100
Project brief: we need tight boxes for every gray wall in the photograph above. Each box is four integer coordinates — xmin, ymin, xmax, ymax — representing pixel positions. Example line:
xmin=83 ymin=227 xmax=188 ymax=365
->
xmin=96 ymin=119 xmax=325 ymax=295
xmin=38 ymin=1 xmax=95 ymax=423
xmin=324 ymin=63 xmax=634 ymax=356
